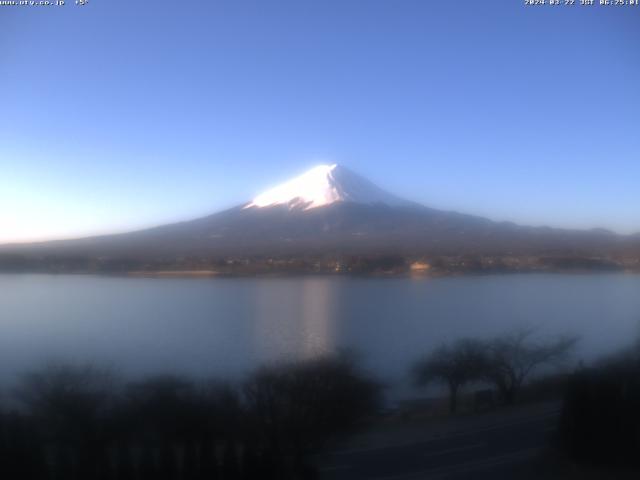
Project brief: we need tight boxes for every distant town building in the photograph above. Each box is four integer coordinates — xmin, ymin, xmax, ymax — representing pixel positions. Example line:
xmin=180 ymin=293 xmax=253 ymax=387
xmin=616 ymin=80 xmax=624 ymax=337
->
xmin=410 ymin=261 xmax=431 ymax=272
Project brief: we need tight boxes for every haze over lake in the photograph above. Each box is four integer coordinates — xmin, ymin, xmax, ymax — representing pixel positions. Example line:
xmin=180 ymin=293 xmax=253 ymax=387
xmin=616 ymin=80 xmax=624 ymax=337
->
xmin=1 ymin=273 xmax=639 ymax=400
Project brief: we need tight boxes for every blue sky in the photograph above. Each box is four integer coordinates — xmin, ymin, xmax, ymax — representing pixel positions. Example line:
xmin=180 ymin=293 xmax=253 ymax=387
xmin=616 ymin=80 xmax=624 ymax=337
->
xmin=1 ymin=0 xmax=639 ymax=243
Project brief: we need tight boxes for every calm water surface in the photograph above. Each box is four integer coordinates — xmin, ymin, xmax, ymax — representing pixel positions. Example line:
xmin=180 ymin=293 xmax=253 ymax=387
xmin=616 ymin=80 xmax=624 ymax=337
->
xmin=1 ymin=273 xmax=639 ymax=399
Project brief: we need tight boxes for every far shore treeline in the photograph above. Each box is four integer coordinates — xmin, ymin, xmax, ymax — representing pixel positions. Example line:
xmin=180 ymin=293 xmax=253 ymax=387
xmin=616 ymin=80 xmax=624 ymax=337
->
xmin=0 ymin=252 xmax=638 ymax=276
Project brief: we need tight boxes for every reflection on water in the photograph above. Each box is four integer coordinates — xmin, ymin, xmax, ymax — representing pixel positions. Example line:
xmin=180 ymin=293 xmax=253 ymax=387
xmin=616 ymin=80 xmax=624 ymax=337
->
xmin=300 ymin=277 xmax=335 ymax=357
xmin=1 ymin=273 xmax=640 ymax=400
xmin=253 ymin=277 xmax=336 ymax=361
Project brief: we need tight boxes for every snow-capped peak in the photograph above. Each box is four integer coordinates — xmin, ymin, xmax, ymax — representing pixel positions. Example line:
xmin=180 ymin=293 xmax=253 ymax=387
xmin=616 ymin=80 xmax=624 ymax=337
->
xmin=244 ymin=164 xmax=410 ymax=210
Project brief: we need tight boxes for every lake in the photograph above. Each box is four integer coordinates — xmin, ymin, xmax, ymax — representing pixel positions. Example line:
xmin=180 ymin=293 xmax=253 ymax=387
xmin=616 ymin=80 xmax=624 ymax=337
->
xmin=1 ymin=273 xmax=639 ymax=400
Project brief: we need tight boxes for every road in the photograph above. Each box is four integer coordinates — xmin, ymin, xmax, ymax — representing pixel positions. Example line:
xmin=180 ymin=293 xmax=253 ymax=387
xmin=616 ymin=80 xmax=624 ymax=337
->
xmin=317 ymin=402 xmax=561 ymax=480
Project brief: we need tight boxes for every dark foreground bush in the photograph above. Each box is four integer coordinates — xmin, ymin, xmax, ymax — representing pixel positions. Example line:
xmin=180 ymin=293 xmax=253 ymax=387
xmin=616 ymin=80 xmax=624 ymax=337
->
xmin=559 ymin=353 xmax=640 ymax=469
xmin=0 ymin=357 xmax=380 ymax=480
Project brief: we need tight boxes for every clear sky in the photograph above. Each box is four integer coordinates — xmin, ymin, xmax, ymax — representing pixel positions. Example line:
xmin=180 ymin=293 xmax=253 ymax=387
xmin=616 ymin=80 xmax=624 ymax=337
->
xmin=1 ymin=0 xmax=639 ymax=244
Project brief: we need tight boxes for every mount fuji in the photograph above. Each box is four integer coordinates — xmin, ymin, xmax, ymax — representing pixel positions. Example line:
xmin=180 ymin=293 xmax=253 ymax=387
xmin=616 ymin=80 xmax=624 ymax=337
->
xmin=0 ymin=164 xmax=637 ymax=271
xmin=243 ymin=164 xmax=413 ymax=210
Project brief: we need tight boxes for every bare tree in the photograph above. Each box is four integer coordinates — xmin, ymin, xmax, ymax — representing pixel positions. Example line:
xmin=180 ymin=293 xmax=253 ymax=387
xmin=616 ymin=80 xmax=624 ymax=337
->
xmin=484 ymin=328 xmax=578 ymax=405
xmin=244 ymin=356 xmax=380 ymax=455
xmin=412 ymin=339 xmax=487 ymax=414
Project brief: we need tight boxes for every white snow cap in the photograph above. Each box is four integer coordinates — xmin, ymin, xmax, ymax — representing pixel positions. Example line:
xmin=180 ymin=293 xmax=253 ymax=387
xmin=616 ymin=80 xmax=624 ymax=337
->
xmin=244 ymin=164 xmax=409 ymax=210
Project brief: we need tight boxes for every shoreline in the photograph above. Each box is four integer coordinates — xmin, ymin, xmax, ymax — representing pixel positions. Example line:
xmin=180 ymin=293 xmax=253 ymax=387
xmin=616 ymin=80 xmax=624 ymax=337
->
xmin=127 ymin=270 xmax=220 ymax=278
xmin=1 ymin=268 xmax=638 ymax=279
